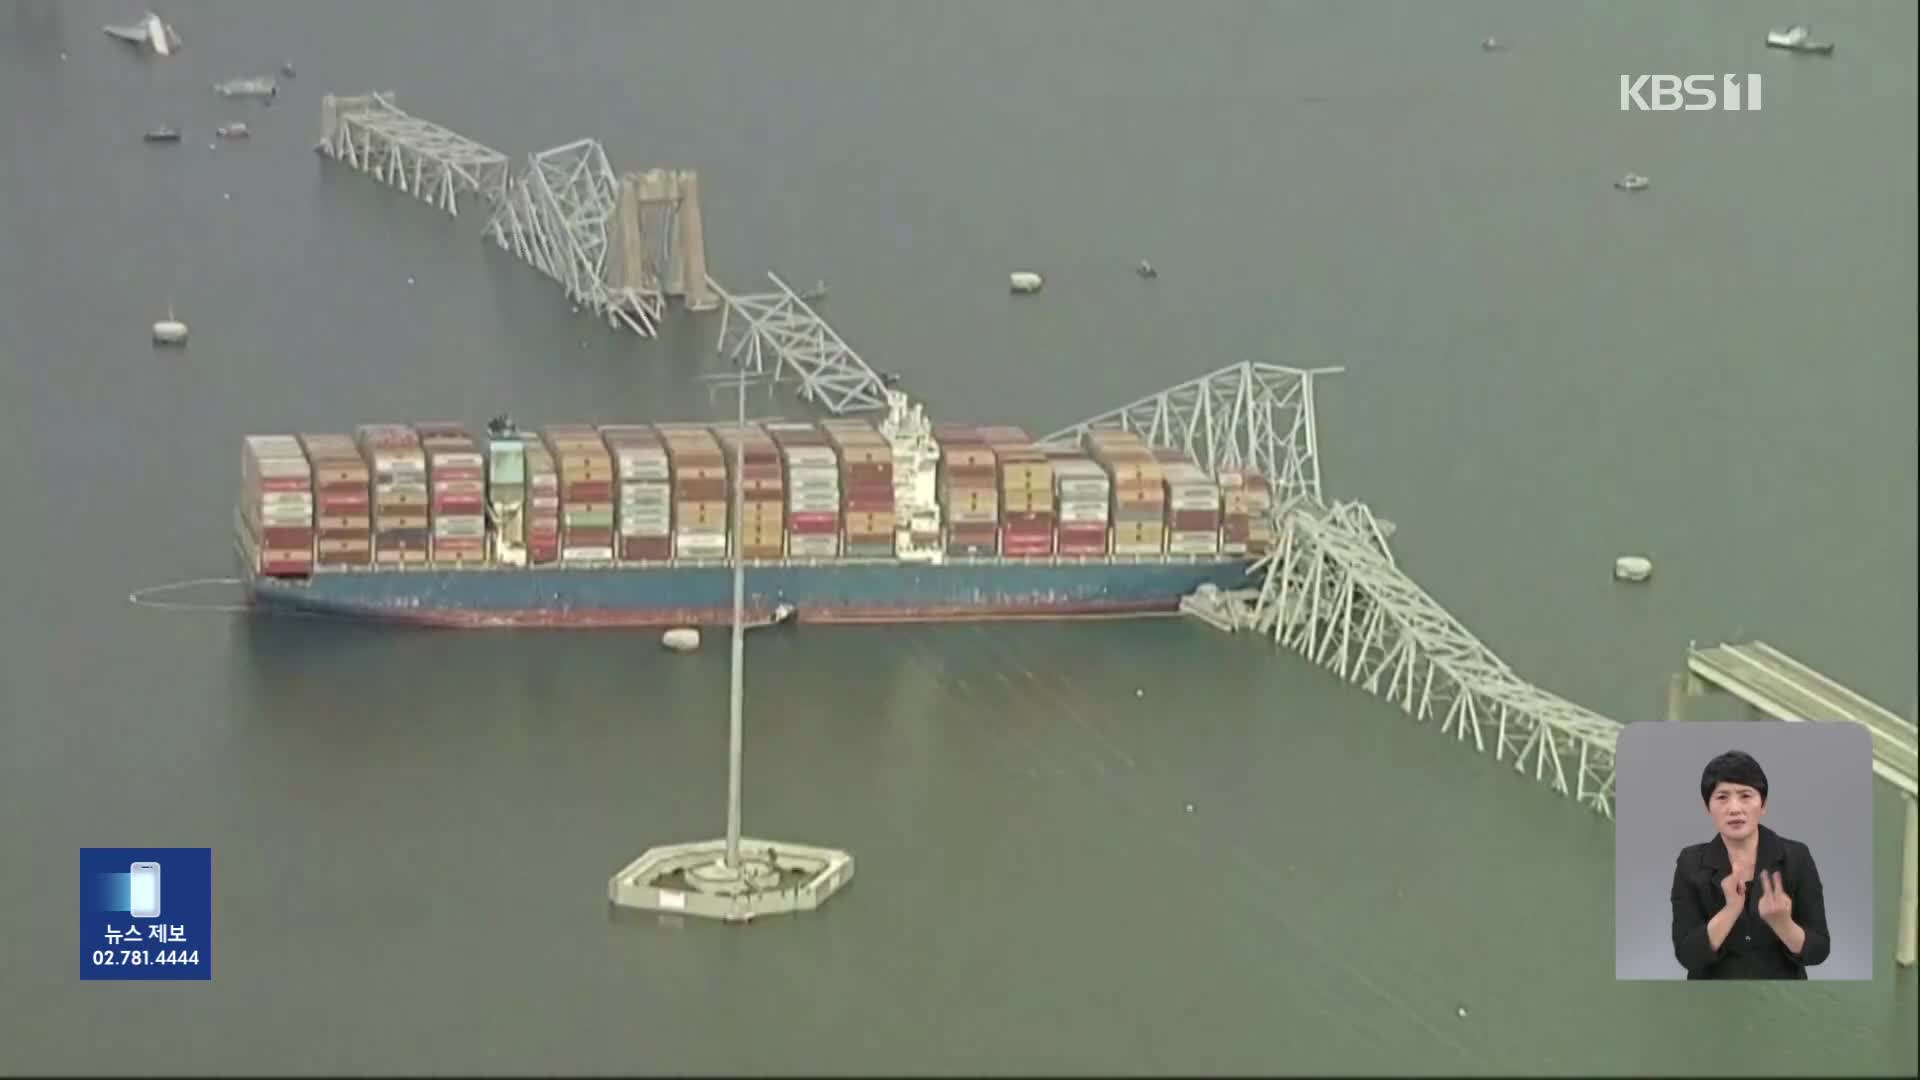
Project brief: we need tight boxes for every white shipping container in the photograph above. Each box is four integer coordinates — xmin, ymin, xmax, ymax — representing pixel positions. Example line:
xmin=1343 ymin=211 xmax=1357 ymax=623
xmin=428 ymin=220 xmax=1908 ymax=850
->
xmin=561 ymin=546 xmax=617 ymax=562
xmin=787 ymin=536 xmax=840 ymax=558
xmin=1059 ymin=505 xmax=1110 ymax=525
xmin=428 ymin=451 xmax=484 ymax=470
xmin=433 ymin=480 xmax=486 ymax=497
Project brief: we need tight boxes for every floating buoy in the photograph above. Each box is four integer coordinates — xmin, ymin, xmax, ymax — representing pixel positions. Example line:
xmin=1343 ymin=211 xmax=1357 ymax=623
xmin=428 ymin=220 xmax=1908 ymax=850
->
xmin=152 ymin=307 xmax=188 ymax=345
xmin=1613 ymin=555 xmax=1653 ymax=583
xmin=1009 ymin=271 xmax=1044 ymax=294
xmin=662 ymin=627 xmax=701 ymax=652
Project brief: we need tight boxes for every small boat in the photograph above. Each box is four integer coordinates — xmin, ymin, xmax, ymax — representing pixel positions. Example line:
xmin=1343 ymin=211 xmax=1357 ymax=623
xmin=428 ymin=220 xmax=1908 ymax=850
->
xmin=1765 ymin=24 xmax=1835 ymax=55
xmin=1136 ymin=260 xmax=1157 ymax=279
xmin=662 ymin=627 xmax=701 ymax=652
xmin=1614 ymin=173 xmax=1650 ymax=192
xmin=1613 ymin=556 xmax=1654 ymax=583
xmin=216 ymin=123 xmax=250 ymax=140
xmin=143 ymin=126 xmax=182 ymax=143
xmin=152 ymin=305 xmax=188 ymax=346
xmin=1010 ymin=270 xmax=1044 ymax=294
xmin=213 ymin=76 xmax=278 ymax=100
xmin=1481 ymin=36 xmax=1505 ymax=51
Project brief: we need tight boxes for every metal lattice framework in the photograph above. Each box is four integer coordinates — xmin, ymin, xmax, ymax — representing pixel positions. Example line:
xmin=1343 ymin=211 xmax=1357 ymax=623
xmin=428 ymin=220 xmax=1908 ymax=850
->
xmin=710 ymin=273 xmax=891 ymax=414
xmin=1037 ymin=363 xmax=1342 ymax=506
xmin=486 ymin=139 xmax=665 ymax=336
xmin=316 ymin=93 xmax=510 ymax=217
xmin=1235 ymin=498 xmax=1622 ymax=817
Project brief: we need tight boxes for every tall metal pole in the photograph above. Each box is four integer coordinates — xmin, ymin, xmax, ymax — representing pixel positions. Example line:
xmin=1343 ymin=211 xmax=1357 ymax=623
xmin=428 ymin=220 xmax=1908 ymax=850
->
xmin=724 ymin=361 xmax=747 ymax=870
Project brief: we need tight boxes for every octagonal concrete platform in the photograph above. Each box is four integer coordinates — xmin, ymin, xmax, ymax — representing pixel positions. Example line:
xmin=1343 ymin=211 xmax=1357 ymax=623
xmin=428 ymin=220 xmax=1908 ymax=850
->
xmin=608 ymin=837 xmax=854 ymax=923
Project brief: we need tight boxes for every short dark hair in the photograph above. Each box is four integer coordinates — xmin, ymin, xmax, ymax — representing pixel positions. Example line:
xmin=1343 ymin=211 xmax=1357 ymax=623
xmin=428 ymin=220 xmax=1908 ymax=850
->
xmin=1700 ymin=750 xmax=1769 ymax=805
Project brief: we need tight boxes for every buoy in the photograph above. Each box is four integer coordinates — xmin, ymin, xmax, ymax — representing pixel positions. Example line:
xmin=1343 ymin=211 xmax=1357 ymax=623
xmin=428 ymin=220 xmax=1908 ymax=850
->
xmin=1009 ymin=271 xmax=1044 ymax=294
xmin=662 ymin=627 xmax=701 ymax=652
xmin=1613 ymin=555 xmax=1653 ymax=583
xmin=1134 ymin=688 xmax=1144 ymax=698
xmin=152 ymin=307 xmax=188 ymax=345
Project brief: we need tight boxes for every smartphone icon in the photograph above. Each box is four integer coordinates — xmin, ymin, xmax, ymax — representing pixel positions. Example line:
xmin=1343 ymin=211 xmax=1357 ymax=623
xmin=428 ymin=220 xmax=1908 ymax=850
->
xmin=129 ymin=862 xmax=162 ymax=919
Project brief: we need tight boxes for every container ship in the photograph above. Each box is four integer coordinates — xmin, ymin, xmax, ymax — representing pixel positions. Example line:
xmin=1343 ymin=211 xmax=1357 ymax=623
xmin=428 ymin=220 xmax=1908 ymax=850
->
xmin=234 ymin=393 xmax=1273 ymax=628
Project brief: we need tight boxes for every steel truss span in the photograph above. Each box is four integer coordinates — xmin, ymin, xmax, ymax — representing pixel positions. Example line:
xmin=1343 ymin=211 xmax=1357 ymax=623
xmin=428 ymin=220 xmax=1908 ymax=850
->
xmin=1247 ymin=499 xmax=1621 ymax=817
xmin=710 ymin=273 xmax=891 ymax=415
xmin=316 ymin=93 xmax=510 ymax=218
xmin=1037 ymin=362 xmax=1341 ymax=508
xmin=1060 ymin=366 xmax=1622 ymax=817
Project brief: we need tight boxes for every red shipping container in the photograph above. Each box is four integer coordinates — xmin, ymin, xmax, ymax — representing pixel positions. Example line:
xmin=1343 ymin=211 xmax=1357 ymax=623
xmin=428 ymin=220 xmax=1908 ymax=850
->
xmin=1002 ymin=539 xmax=1054 ymax=555
xmin=430 ymin=467 xmax=484 ymax=483
xmin=563 ymin=481 xmax=615 ymax=502
xmin=249 ymin=476 xmax=313 ymax=494
xmin=1171 ymin=510 xmax=1220 ymax=531
xmin=1221 ymin=520 xmax=1253 ymax=541
xmin=434 ymin=496 xmax=486 ymax=514
xmin=528 ymin=522 xmax=561 ymax=538
xmin=620 ymin=536 xmax=673 ymax=561
xmin=256 ymin=526 xmax=313 ymax=549
xmin=565 ymin=527 xmax=615 ymax=544
xmin=841 ymin=462 xmax=893 ymax=483
xmin=787 ymin=511 xmax=839 ymax=533
xmin=319 ymin=480 xmax=370 ymax=497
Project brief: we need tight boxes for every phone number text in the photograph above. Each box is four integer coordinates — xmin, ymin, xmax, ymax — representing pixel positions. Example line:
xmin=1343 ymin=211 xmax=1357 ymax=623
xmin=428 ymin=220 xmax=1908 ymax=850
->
xmin=89 ymin=949 xmax=201 ymax=966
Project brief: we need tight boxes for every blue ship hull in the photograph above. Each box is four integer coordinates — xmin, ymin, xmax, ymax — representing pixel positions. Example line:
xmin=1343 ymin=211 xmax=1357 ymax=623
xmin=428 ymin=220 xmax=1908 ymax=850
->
xmin=240 ymin=545 xmax=1255 ymax=628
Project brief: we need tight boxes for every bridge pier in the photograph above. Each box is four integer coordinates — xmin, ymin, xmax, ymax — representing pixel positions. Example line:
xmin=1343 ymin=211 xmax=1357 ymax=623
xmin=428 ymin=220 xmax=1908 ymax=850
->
xmin=1902 ymin=795 xmax=1917 ymax=968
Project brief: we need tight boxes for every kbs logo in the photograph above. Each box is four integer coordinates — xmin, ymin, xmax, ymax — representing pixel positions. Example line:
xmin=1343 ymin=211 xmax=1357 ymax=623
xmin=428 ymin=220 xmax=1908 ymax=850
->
xmin=1619 ymin=74 xmax=1763 ymax=111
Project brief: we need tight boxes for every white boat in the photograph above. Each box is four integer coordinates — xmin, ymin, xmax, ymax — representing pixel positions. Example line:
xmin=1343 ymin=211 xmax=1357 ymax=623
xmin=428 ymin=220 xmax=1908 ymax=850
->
xmin=1614 ymin=173 xmax=1650 ymax=192
xmin=1009 ymin=271 xmax=1044 ymax=294
xmin=214 ymin=76 xmax=278 ymax=100
xmin=1765 ymin=24 xmax=1835 ymax=55
xmin=662 ymin=627 xmax=701 ymax=652
xmin=216 ymin=123 xmax=250 ymax=140
xmin=152 ymin=305 xmax=188 ymax=345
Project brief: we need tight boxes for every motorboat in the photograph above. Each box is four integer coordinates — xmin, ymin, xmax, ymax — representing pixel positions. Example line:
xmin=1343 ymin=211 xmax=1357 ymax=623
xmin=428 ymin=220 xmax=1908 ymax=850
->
xmin=216 ymin=123 xmax=250 ymax=140
xmin=1136 ymin=260 xmax=1157 ymax=279
xmin=1766 ymin=24 xmax=1835 ymax=55
xmin=1614 ymin=173 xmax=1650 ymax=192
xmin=1009 ymin=270 xmax=1044 ymax=294
xmin=143 ymin=126 xmax=182 ymax=143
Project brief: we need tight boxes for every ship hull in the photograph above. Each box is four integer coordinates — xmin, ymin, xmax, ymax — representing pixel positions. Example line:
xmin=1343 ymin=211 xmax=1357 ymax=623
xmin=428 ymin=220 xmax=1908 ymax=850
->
xmin=239 ymin=547 xmax=1254 ymax=629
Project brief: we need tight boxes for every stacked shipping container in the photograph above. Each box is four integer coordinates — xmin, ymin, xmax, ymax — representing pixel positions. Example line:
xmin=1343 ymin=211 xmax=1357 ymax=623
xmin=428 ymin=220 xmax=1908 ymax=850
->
xmin=354 ymin=425 xmax=429 ymax=566
xmin=713 ymin=424 xmax=787 ymax=559
xmin=822 ymin=420 xmax=895 ymax=557
xmin=542 ymin=425 xmax=616 ymax=563
xmin=416 ymin=423 xmax=487 ymax=565
xmin=934 ymin=424 xmax=998 ymax=556
xmin=767 ymin=423 xmax=842 ymax=558
xmin=236 ymin=419 xmax=1277 ymax=574
xmin=1048 ymin=454 xmax=1112 ymax=556
xmin=599 ymin=426 xmax=672 ymax=561
xmin=657 ymin=425 xmax=728 ymax=559
xmin=1155 ymin=451 xmax=1222 ymax=556
xmin=298 ymin=434 xmax=372 ymax=567
xmin=1084 ymin=431 xmax=1166 ymax=555
xmin=979 ymin=427 xmax=1053 ymax=559
xmin=523 ymin=441 xmax=561 ymax=565
xmin=239 ymin=436 xmax=316 ymax=577
xmin=1217 ymin=470 xmax=1273 ymax=556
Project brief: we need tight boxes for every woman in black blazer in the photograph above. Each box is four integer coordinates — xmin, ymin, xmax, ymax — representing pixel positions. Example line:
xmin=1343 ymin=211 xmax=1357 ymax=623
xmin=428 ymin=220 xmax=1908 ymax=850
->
xmin=1669 ymin=750 xmax=1831 ymax=979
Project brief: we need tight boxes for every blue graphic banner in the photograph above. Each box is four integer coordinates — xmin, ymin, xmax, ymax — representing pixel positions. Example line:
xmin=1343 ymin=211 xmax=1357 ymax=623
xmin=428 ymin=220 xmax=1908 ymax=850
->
xmin=79 ymin=848 xmax=211 ymax=980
